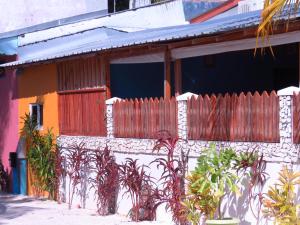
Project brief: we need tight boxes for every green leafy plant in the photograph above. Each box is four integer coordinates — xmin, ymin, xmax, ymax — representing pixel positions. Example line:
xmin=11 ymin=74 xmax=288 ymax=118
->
xmin=21 ymin=114 xmax=57 ymax=199
xmin=262 ymin=166 xmax=300 ymax=225
xmin=185 ymin=144 xmax=239 ymax=222
xmin=184 ymin=172 xmax=218 ymax=224
xmin=21 ymin=114 xmax=39 ymax=152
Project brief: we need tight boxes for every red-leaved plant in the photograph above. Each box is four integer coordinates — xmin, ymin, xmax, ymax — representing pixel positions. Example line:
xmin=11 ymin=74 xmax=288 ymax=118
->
xmin=152 ymin=131 xmax=189 ymax=225
xmin=89 ymin=146 xmax=119 ymax=215
xmin=0 ymin=160 xmax=8 ymax=192
xmin=119 ymin=158 xmax=162 ymax=221
xmin=64 ymin=142 xmax=89 ymax=209
xmin=54 ymin=146 xmax=65 ymax=203
xmin=234 ymin=149 xmax=268 ymax=225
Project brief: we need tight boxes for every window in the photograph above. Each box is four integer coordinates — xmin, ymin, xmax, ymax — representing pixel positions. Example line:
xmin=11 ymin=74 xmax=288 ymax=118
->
xmin=108 ymin=0 xmax=129 ymax=13
xmin=108 ymin=0 xmax=163 ymax=13
xmin=0 ymin=64 xmax=5 ymax=79
xmin=29 ymin=104 xmax=43 ymax=129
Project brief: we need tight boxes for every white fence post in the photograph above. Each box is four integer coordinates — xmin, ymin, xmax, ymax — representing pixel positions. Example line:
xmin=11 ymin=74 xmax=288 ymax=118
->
xmin=278 ymin=86 xmax=300 ymax=145
xmin=176 ymin=92 xmax=198 ymax=140
xmin=105 ymin=97 xmax=122 ymax=139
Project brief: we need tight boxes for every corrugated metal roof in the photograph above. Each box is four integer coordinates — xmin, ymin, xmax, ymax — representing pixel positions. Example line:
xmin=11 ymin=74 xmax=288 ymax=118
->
xmin=0 ymin=0 xmax=176 ymax=41
xmin=19 ymin=0 xmax=186 ymax=46
xmin=2 ymin=9 xmax=300 ymax=67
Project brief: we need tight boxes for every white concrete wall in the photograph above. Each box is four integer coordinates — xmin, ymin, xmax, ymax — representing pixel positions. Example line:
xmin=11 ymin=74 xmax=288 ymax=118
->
xmin=0 ymin=0 xmax=107 ymax=33
xmin=58 ymin=148 xmax=297 ymax=225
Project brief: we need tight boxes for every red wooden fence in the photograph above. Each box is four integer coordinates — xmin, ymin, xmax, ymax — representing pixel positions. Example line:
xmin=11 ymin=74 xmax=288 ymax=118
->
xmin=187 ymin=91 xmax=280 ymax=142
xmin=113 ymin=97 xmax=177 ymax=138
xmin=58 ymin=90 xmax=107 ymax=136
xmin=293 ymin=93 xmax=300 ymax=143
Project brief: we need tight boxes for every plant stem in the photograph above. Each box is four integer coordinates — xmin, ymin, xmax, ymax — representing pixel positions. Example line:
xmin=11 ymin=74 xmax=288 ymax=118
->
xmin=68 ymin=176 xmax=71 ymax=209
xmin=218 ymin=195 xmax=224 ymax=220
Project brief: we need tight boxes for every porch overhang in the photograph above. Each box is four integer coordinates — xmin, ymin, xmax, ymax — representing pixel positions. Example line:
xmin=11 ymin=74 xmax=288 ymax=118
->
xmin=171 ymin=30 xmax=300 ymax=59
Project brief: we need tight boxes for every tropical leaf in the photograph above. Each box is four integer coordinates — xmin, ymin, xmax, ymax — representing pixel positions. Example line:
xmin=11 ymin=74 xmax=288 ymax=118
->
xmin=257 ymin=0 xmax=300 ymax=50
xmin=263 ymin=166 xmax=300 ymax=224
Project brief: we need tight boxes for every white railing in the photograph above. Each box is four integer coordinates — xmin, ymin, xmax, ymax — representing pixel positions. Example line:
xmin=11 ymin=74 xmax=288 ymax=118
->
xmin=238 ymin=0 xmax=264 ymax=14
xmin=238 ymin=0 xmax=297 ymax=14
xmin=129 ymin=0 xmax=152 ymax=9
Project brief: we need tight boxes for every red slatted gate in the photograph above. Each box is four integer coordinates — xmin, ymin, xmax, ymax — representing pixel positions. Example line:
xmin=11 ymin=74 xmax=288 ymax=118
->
xmin=58 ymin=90 xmax=107 ymax=136
xmin=187 ymin=91 xmax=279 ymax=142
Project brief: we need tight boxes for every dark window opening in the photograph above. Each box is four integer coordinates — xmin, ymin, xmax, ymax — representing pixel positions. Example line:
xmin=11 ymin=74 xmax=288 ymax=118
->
xmin=111 ymin=63 xmax=164 ymax=99
xmin=30 ymin=104 xmax=43 ymax=129
xmin=108 ymin=0 xmax=130 ymax=13
xmin=0 ymin=62 xmax=5 ymax=79
xmin=182 ymin=43 xmax=299 ymax=95
xmin=39 ymin=105 xmax=43 ymax=127
xmin=31 ymin=105 xmax=38 ymax=125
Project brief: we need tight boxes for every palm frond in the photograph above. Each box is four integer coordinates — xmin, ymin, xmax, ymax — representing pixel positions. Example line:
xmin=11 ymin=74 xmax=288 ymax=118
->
xmin=257 ymin=0 xmax=300 ymax=51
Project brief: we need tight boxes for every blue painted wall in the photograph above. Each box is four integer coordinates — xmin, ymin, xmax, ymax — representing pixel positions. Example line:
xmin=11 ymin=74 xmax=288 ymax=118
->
xmin=182 ymin=43 xmax=299 ymax=95
xmin=110 ymin=44 xmax=298 ymax=98
xmin=12 ymin=167 xmax=20 ymax=194
xmin=19 ymin=159 xmax=27 ymax=195
xmin=111 ymin=62 xmax=164 ymax=99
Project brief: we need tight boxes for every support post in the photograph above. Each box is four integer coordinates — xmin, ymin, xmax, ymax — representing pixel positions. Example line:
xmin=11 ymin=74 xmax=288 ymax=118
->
xmin=278 ymin=86 xmax=300 ymax=145
xmin=105 ymin=97 xmax=122 ymax=138
xmin=102 ymin=56 xmax=111 ymax=99
xmin=174 ymin=59 xmax=182 ymax=96
xmin=176 ymin=92 xmax=198 ymax=140
xmin=164 ymin=50 xmax=171 ymax=99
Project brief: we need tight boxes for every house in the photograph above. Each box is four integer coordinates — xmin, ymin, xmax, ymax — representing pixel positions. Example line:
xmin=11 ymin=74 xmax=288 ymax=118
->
xmin=0 ymin=0 xmax=220 ymax=196
xmin=1 ymin=0 xmax=300 ymax=223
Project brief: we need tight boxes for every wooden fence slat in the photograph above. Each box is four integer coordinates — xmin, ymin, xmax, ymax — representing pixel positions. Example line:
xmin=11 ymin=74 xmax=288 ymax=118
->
xmin=58 ymin=91 xmax=106 ymax=136
xmin=195 ymin=96 xmax=200 ymax=140
xmin=113 ymin=96 xmax=178 ymax=139
xmin=57 ymin=56 xmax=104 ymax=92
xmin=293 ymin=93 xmax=300 ymax=143
xmin=187 ymin=91 xmax=279 ymax=143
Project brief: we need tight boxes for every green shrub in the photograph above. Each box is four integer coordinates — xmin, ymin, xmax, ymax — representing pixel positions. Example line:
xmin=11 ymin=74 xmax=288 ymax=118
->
xmin=21 ymin=114 xmax=57 ymax=199
xmin=185 ymin=144 xmax=239 ymax=221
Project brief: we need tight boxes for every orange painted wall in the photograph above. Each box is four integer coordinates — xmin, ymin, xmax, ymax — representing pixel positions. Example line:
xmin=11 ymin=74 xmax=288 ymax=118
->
xmin=18 ymin=63 xmax=59 ymax=135
xmin=18 ymin=63 xmax=58 ymax=196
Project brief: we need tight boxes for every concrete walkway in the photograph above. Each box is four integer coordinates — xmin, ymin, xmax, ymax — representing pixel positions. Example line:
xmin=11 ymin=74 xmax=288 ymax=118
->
xmin=0 ymin=194 xmax=168 ymax=225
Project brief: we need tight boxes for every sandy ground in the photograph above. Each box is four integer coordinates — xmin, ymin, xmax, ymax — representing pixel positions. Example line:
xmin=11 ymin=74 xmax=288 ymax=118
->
xmin=0 ymin=194 xmax=169 ymax=225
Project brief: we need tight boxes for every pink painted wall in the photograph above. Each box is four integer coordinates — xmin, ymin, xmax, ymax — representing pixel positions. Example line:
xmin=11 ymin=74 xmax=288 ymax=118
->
xmin=0 ymin=64 xmax=18 ymax=175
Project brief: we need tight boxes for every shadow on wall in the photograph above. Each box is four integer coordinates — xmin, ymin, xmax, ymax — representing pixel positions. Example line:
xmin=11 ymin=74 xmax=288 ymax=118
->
xmin=0 ymin=68 xmax=10 ymax=161
xmin=0 ymin=63 xmax=17 ymax=173
xmin=228 ymin=178 xmax=252 ymax=225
